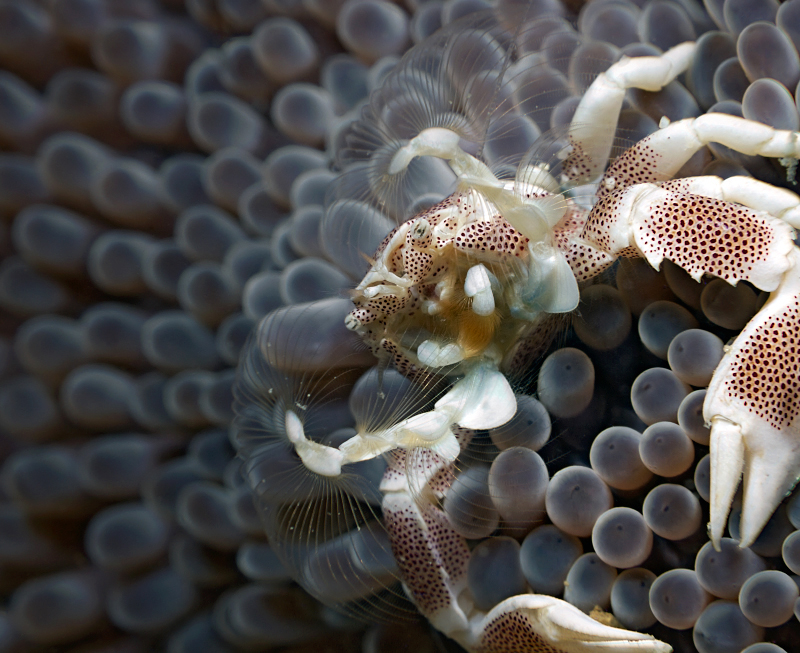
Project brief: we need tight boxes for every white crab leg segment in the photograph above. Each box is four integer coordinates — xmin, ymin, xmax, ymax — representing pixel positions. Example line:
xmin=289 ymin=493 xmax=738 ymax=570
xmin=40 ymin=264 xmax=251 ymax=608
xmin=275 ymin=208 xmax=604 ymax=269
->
xmin=582 ymin=184 xmax=796 ymax=292
xmin=389 ymin=362 xmax=516 ymax=460
xmin=337 ymin=362 xmax=516 ymax=468
xmin=598 ymin=116 xmax=800 ymax=199
xmin=417 ymin=340 xmax=466 ymax=367
xmin=567 ymin=42 xmax=697 ymax=182
xmin=284 ymin=409 xmax=346 ymax=477
xmin=433 ymin=362 xmax=517 ymax=430
xmin=705 ymin=246 xmax=800 ymax=549
xmin=389 ymin=127 xmax=567 ymax=241
xmin=473 ymin=595 xmax=672 ymax=653
xmin=356 ymin=221 xmax=416 ymax=290
xmin=389 ymin=127 xmax=501 ymax=186
xmin=382 ymin=491 xmax=472 ymax=637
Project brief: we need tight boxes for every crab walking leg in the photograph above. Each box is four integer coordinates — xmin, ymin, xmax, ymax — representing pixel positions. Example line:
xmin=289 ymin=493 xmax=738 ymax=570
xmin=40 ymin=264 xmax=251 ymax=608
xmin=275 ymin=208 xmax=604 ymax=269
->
xmin=705 ymin=246 xmax=800 ymax=549
xmin=389 ymin=127 xmax=569 ymax=240
xmin=378 ymin=361 xmax=517 ymax=460
xmin=390 ymin=43 xmax=699 ymax=194
xmin=565 ymin=42 xmax=696 ymax=182
xmin=596 ymin=116 xmax=800 ymax=197
xmin=380 ymin=455 xmax=673 ymax=652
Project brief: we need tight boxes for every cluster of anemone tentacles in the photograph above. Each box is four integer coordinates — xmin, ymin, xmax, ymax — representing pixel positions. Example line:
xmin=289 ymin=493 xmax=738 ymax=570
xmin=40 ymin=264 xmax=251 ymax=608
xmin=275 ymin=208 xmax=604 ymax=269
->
xmin=0 ymin=0 xmax=800 ymax=652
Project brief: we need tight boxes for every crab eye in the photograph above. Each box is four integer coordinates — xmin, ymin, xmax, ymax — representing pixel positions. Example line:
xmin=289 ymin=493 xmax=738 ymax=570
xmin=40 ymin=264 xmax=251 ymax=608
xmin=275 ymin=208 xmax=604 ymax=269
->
xmin=410 ymin=218 xmax=431 ymax=240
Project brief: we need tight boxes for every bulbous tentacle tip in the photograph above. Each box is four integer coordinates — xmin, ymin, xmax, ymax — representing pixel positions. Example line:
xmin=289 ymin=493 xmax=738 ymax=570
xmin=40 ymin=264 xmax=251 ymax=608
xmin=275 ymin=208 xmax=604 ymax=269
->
xmin=472 ymin=594 xmax=672 ymax=653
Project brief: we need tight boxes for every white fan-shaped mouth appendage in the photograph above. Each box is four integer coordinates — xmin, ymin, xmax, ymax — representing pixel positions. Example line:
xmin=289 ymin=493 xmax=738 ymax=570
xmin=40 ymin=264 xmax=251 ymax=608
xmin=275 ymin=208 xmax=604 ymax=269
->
xmin=232 ymin=298 xmax=424 ymax=623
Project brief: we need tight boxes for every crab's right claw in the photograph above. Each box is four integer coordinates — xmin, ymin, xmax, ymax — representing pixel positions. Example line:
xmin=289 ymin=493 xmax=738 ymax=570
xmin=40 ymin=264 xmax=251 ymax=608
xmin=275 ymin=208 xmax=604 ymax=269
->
xmin=474 ymin=595 xmax=671 ymax=653
xmin=705 ymin=246 xmax=800 ymax=549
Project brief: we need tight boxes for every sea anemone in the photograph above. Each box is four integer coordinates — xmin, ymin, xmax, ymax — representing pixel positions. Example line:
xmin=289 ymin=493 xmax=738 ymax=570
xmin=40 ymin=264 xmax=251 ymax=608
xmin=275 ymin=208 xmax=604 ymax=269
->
xmin=1 ymin=1 xmax=800 ymax=652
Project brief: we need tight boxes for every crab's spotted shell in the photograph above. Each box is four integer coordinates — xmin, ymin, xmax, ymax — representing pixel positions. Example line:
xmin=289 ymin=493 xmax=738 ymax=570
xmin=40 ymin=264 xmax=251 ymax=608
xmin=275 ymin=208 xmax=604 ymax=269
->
xmin=455 ymin=219 xmax=529 ymax=257
xmin=643 ymin=194 xmax=780 ymax=284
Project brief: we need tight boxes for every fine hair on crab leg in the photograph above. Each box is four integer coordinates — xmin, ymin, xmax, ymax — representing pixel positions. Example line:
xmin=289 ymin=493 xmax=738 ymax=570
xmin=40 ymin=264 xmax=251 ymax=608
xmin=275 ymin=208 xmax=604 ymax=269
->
xmin=388 ymin=126 xmax=570 ymax=240
xmin=232 ymin=298 xmax=452 ymax=622
xmin=704 ymin=246 xmax=800 ymax=549
xmin=232 ymin=296 xmax=521 ymax=619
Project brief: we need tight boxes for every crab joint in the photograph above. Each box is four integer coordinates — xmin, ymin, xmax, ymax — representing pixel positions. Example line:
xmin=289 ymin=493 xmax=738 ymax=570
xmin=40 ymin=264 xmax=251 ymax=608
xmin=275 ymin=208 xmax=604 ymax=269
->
xmin=285 ymin=410 xmax=345 ymax=477
xmin=523 ymin=243 xmax=580 ymax=314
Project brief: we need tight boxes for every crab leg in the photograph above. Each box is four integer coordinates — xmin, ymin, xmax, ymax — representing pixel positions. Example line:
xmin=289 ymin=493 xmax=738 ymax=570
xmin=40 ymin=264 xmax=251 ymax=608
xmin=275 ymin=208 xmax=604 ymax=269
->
xmin=596 ymin=115 xmax=800 ymax=200
xmin=705 ymin=246 xmax=800 ymax=548
xmin=472 ymin=596 xmax=672 ymax=653
xmin=578 ymin=174 xmax=799 ymax=548
xmin=581 ymin=184 xmax=796 ymax=292
xmin=290 ymin=359 xmax=517 ymax=476
xmin=565 ymin=42 xmax=697 ymax=183
xmin=380 ymin=444 xmax=673 ymax=653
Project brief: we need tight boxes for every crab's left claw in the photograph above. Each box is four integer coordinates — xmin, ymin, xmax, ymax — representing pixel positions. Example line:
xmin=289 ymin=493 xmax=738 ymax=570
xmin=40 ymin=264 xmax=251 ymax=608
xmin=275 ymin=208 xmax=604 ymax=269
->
xmin=705 ymin=246 xmax=800 ymax=549
xmin=473 ymin=595 xmax=672 ymax=653
xmin=383 ymin=481 xmax=672 ymax=653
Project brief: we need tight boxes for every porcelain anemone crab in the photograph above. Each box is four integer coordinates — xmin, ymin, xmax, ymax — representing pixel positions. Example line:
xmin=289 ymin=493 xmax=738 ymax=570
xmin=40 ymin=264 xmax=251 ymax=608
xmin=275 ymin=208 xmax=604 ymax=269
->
xmin=238 ymin=23 xmax=800 ymax=653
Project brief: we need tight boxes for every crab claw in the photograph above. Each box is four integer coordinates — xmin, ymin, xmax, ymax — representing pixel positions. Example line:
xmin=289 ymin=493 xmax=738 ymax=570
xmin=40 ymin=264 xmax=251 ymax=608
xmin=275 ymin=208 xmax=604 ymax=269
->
xmin=383 ymin=481 xmax=672 ymax=653
xmin=473 ymin=595 xmax=671 ymax=653
xmin=705 ymin=246 xmax=800 ymax=549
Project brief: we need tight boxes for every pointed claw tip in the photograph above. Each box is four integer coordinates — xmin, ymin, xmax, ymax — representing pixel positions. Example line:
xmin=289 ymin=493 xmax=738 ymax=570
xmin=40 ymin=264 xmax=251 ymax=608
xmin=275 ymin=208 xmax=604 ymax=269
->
xmin=737 ymin=510 xmax=767 ymax=551
xmin=708 ymin=519 xmax=724 ymax=552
